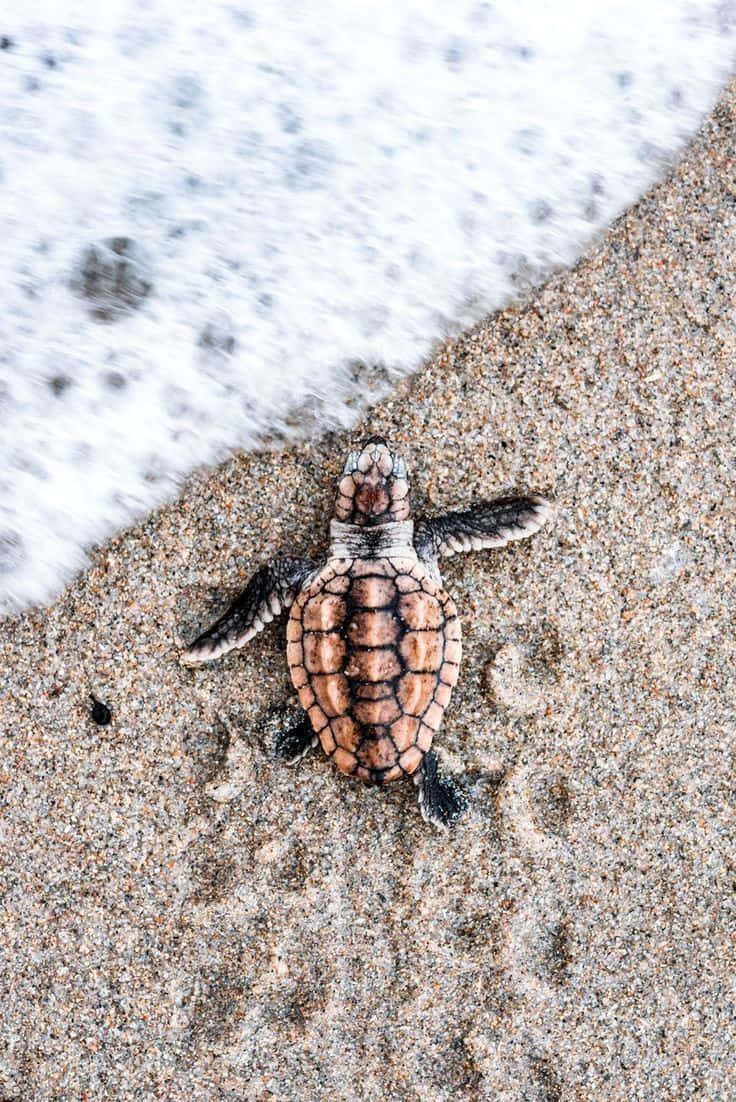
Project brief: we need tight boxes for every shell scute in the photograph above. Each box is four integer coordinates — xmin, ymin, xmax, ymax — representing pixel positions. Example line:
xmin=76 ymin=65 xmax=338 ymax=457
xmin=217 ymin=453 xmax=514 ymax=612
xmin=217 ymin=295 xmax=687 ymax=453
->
xmin=303 ymin=593 xmax=346 ymax=631
xmin=345 ymin=648 xmax=402 ymax=682
xmin=324 ymin=574 xmax=351 ymax=594
xmin=423 ymin=700 xmax=445 ymax=730
xmin=308 ymin=704 xmax=328 ymax=733
xmin=399 ymin=746 xmax=422 ymax=773
xmin=357 ymin=735 xmax=398 ymax=773
xmin=303 ymin=632 xmax=346 ymax=674
xmin=440 ymin=660 xmax=460 ymax=686
xmin=397 ymin=672 xmax=437 ymax=715
xmin=350 ymin=575 xmax=396 ymax=607
xmin=399 ymin=630 xmax=444 ymax=671
xmin=353 ymin=697 xmax=402 ymax=727
xmin=390 ymin=714 xmax=420 ymax=747
xmin=346 ymin=609 xmax=400 ymax=647
xmin=312 ymin=673 xmax=351 ymax=717
xmin=445 ymin=615 xmax=462 ymax=641
xmin=290 ymin=664 xmax=308 ymax=690
xmin=416 ymin=723 xmax=434 ymax=752
xmin=434 ymin=681 xmax=453 ymax=708
xmin=355 ymin=681 xmax=393 ymax=700
xmin=332 ymin=714 xmax=360 ymax=747
xmin=298 ymin=684 xmax=315 ymax=710
xmin=398 ymin=591 xmax=444 ymax=629
xmin=320 ymin=726 xmax=337 ymax=754
xmin=333 ymin=747 xmax=357 ymax=773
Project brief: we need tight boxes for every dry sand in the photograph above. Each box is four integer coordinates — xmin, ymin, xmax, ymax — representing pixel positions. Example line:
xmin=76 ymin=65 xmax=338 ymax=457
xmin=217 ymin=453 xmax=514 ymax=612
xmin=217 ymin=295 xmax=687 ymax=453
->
xmin=2 ymin=83 xmax=736 ymax=1102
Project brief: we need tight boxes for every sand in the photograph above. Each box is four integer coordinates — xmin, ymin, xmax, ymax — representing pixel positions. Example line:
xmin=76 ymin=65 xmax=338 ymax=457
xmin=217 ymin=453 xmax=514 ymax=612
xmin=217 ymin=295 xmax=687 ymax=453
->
xmin=2 ymin=83 xmax=735 ymax=1102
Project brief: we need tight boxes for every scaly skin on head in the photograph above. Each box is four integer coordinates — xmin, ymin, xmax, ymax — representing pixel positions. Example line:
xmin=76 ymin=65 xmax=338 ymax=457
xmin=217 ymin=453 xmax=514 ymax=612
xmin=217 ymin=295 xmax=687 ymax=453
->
xmin=334 ymin=436 xmax=411 ymax=526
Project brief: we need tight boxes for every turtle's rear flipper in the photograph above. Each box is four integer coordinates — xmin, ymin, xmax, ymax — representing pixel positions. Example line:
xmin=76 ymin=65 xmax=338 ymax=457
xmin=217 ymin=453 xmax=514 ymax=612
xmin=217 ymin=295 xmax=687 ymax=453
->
xmin=274 ymin=714 xmax=317 ymax=765
xmin=180 ymin=556 xmax=316 ymax=667
xmin=414 ymin=749 xmax=467 ymax=829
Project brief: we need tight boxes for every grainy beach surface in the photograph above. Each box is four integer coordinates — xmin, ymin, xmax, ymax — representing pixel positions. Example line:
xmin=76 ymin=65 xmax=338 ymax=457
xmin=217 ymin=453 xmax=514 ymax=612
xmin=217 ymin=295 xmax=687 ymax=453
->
xmin=2 ymin=83 xmax=736 ymax=1102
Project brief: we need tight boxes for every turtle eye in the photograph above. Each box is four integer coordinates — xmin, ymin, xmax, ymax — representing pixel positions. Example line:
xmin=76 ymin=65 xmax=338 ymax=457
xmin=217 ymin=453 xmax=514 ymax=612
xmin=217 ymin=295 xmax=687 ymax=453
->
xmin=391 ymin=455 xmax=408 ymax=478
xmin=343 ymin=451 xmax=360 ymax=474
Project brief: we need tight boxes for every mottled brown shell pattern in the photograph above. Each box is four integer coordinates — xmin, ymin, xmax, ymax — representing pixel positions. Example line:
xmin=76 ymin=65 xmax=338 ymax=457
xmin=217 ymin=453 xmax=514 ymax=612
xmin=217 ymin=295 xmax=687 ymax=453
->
xmin=286 ymin=557 xmax=461 ymax=785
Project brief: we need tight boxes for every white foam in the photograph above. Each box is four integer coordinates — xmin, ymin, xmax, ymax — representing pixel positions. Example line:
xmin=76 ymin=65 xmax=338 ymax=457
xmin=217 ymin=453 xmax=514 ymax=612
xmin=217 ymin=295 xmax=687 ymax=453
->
xmin=0 ymin=1 xmax=733 ymax=613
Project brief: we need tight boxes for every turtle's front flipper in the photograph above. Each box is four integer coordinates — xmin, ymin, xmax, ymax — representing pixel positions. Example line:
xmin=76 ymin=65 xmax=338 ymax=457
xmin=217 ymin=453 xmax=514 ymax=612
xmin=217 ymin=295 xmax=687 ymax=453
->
xmin=414 ymin=749 xmax=467 ymax=829
xmin=273 ymin=713 xmax=318 ymax=765
xmin=415 ymin=495 xmax=551 ymax=564
xmin=180 ymin=556 xmax=316 ymax=667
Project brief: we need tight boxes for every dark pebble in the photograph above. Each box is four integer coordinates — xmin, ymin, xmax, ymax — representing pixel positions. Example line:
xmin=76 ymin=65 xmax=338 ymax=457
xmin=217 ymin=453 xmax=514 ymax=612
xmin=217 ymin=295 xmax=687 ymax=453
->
xmin=89 ymin=695 xmax=112 ymax=725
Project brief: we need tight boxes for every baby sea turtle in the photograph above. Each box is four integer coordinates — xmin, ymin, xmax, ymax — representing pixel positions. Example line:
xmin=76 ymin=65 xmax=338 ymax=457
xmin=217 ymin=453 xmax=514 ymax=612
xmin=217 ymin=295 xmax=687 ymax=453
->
xmin=180 ymin=437 xmax=550 ymax=827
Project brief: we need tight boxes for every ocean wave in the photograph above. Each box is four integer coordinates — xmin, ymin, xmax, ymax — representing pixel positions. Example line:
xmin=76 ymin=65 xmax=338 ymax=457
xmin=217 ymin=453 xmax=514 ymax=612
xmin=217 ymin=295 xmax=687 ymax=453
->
xmin=0 ymin=0 xmax=733 ymax=612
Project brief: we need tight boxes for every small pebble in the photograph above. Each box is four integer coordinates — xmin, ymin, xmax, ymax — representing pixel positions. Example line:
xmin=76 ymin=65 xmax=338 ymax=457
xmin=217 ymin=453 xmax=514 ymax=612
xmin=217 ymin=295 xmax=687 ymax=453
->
xmin=89 ymin=694 xmax=112 ymax=725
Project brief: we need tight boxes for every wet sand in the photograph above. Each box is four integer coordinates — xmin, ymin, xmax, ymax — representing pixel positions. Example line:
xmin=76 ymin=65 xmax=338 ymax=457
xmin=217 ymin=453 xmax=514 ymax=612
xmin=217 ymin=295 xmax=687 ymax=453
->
xmin=1 ymin=84 xmax=735 ymax=1101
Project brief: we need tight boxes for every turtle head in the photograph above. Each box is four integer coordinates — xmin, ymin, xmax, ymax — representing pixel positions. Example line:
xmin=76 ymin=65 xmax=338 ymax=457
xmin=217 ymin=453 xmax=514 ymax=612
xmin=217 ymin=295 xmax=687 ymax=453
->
xmin=334 ymin=436 xmax=411 ymax=526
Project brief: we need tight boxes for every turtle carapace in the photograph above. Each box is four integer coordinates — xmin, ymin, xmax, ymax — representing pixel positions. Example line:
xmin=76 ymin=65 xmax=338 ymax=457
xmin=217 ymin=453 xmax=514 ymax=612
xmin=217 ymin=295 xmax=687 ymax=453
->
xmin=181 ymin=437 xmax=551 ymax=828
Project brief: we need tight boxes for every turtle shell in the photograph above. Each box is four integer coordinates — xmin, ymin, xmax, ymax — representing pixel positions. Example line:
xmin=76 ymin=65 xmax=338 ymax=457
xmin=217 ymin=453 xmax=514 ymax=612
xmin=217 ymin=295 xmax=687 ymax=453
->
xmin=286 ymin=557 xmax=461 ymax=784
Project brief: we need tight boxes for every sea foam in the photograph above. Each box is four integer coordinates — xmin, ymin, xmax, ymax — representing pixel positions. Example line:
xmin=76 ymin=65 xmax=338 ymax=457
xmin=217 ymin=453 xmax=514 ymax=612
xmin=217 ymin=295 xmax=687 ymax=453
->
xmin=0 ymin=1 xmax=733 ymax=613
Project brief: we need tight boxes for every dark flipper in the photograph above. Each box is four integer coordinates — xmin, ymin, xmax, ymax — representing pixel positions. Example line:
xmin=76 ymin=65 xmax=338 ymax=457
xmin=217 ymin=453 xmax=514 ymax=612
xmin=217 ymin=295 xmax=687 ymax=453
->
xmin=415 ymin=495 xmax=551 ymax=565
xmin=273 ymin=714 xmax=318 ymax=765
xmin=414 ymin=749 xmax=467 ymax=829
xmin=180 ymin=556 xmax=316 ymax=667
